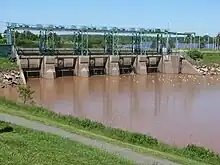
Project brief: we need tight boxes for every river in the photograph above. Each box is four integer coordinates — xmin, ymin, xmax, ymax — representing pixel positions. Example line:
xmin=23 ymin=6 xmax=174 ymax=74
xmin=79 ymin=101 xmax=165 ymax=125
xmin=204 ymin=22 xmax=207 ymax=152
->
xmin=1 ymin=73 xmax=220 ymax=153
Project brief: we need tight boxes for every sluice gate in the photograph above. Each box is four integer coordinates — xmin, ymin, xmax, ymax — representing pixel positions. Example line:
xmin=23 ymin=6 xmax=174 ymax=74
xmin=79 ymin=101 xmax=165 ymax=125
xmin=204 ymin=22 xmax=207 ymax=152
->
xmin=17 ymin=47 xmax=199 ymax=79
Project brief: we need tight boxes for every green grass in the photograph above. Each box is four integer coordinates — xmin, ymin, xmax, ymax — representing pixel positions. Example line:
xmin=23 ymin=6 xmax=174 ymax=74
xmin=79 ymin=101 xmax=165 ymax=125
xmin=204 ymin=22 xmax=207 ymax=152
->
xmin=0 ymin=98 xmax=218 ymax=165
xmin=186 ymin=50 xmax=220 ymax=65
xmin=202 ymin=53 xmax=220 ymax=64
xmin=0 ymin=57 xmax=18 ymax=71
xmin=0 ymin=121 xmax=134 ymax=165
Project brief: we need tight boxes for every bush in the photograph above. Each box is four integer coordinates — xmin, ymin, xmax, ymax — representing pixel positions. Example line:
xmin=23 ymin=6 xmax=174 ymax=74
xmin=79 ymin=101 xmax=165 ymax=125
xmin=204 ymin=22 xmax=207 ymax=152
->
xmin=0 ymin=98 xmax=220 ymax=164
xmin=17 ymin=85 xmax=35 ymax=104
xmin=187 ymin=50 xmax=203 ymax=61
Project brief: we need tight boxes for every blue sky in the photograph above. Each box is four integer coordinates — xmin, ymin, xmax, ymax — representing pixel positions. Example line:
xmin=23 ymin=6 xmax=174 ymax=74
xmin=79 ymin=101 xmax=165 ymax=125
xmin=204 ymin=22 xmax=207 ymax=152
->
xmin=0 ymin=0 xmax=219 ymax=36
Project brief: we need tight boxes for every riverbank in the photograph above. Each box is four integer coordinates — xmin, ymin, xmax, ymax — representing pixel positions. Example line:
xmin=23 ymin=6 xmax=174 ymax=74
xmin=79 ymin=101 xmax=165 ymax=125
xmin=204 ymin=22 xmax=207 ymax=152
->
xmin=0 ymin=98 xmax=218 ymax=165
xmin=0 ymin=57 xmax=22 ymax=88
xmin=0 ymin=121 xmax=134 ymax=165
xmin=186 ymin=51 xmax=220 ymax=75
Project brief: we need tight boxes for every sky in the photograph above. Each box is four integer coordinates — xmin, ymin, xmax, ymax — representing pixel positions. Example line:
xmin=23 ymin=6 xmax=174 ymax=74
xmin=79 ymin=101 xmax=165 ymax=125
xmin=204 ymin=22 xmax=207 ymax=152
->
xmin=0 ymin=0 xmax=219 ymax=36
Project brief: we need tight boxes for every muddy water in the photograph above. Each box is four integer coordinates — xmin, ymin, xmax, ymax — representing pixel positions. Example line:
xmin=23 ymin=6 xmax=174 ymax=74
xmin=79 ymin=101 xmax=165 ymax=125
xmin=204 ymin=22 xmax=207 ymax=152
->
xmin=1 ymin=74 xmax=220 ymax=153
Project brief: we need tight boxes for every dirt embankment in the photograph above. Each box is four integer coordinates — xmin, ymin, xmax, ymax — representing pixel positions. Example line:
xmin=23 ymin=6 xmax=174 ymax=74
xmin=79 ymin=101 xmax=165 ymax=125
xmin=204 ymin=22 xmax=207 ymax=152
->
xmin=0 ymin=70 xmax=22 ymax=88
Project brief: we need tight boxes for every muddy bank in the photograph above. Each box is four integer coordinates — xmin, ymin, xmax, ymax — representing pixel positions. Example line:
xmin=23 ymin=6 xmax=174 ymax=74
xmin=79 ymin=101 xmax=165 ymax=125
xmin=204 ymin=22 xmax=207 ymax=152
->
xmin=0 ymin=70 xmax=23 ymax=88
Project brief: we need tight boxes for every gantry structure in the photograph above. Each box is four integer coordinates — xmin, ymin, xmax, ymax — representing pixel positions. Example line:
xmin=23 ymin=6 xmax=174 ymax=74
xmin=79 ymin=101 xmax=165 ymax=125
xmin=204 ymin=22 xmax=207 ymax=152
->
xmin=6 ymin=22 xmax=196 ymax=55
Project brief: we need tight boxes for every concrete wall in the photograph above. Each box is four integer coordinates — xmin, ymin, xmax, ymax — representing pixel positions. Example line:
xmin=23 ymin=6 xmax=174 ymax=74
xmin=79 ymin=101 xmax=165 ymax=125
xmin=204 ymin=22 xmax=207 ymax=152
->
xmin=158 ymin=54 xmax=201 ymax=75
xmin=12 ymin=46 xmax=26 ymax=85
xmin=158 ymin=56 xmax=180 ymax=74
xmin=181 ymin=60 xmax=201 ymax=75
xmin=18 ymin=53 xmax=201 ymax=79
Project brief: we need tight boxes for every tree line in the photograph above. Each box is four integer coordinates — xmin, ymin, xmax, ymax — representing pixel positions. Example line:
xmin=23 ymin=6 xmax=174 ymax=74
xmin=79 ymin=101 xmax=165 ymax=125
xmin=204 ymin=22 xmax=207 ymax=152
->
xmin=0 ymin=31 xmax=219 ymax=49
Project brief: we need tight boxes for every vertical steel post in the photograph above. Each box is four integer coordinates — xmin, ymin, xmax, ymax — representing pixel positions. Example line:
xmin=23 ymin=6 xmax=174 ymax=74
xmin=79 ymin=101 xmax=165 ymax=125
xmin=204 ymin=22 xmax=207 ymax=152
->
xmin=6 ymin=28 xmax=12 ymax=45
xmin=112 ymin=31 xmax=114 ymax=55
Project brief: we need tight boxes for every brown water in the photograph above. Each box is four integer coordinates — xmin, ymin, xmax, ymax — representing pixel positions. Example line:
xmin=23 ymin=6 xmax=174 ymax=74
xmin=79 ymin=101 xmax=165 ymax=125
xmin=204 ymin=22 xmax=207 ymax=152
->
xmin=1 ymin=74 xmax=220 ymax=153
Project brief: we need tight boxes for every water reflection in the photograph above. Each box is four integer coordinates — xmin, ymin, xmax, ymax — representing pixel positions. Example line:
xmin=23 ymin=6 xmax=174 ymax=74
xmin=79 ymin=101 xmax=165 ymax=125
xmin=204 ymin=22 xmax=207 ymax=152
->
xmin=1 ymin=74 xmax=220 ymax=153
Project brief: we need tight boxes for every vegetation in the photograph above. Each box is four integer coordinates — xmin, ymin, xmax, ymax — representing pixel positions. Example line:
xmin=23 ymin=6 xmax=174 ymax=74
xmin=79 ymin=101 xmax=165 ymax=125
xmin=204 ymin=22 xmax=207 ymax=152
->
xmin=202 ymin=52 xmax=220 ymax=64
xmin=0 ymin=98 xmax=219 ymax=165
xmin=17 ymin=84 xmax=35 ymax=104
xmin=0 ymin=57 xmax=17 ymax=71
xmin=0 ymin=121 xmax=134 ymax=165
xmin=186 ymin=50 xmax=220 ymax=64
xmin=0 ymin=33 xmax=7 ymax=44
xmin=187 ymin=50 xmax=203 ymax=61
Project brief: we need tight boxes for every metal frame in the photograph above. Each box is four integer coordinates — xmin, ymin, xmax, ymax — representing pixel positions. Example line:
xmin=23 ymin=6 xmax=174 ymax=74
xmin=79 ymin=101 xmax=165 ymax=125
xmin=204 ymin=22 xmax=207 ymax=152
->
xmin=6 ymin=22 xmax=196 ymax=55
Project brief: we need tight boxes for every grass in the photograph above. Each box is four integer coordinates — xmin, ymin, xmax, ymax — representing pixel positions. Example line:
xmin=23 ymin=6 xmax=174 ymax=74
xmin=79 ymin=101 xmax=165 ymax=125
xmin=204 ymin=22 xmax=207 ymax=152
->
xmin=186 ymin=50 xmax=220 ymax=65
xmin=0 ymin=121 xmax=134 ymax=165
xmin=0 ymin=98 xmax=218 ymax=165
xmin=202 ymin=53 xmax=220 ymax=64
xmin=0 ymin=57 xmax=18 ymax=71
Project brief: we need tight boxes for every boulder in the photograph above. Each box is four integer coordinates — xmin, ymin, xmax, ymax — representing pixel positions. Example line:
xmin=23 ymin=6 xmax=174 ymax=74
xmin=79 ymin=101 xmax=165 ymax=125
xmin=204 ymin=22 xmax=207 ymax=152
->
xmin=0 ymin=70 xmax=22 ymax=88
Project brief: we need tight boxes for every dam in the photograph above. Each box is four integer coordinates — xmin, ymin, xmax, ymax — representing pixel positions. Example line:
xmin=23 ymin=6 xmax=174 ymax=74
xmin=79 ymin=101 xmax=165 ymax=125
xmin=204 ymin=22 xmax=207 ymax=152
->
xmin=4 ymin=22 xmax=220 ymax=153
xmin=6 ymin=22 xmax=200 ymax=79
xmin=16 ymin=48 xmax=199 ymax=79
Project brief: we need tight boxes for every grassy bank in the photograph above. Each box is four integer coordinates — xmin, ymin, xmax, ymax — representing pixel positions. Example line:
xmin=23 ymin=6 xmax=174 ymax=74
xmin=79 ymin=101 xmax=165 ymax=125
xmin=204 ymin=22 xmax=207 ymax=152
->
xmin=0 ymin=121 xmax=134 ymax=165
xmin=187 ymin=50 xmax=220 ymax=64
xmin=202 ymin=53 xmax=220 ymax=64
xmin=0 ymin=57 xmax=17 ymax=71
xmin=0 ymin=98 xmax=219 ymax=165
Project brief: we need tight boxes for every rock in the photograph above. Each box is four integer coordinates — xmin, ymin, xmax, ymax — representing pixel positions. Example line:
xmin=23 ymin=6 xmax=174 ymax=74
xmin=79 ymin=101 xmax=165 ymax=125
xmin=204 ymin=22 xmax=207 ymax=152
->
xmin=195 ymin=64 xmax=220 ymax=76
xmin=0 ymin=70 xmax=22 ymax=88
xmin=4 ymin=74 xmax=13 ymax=80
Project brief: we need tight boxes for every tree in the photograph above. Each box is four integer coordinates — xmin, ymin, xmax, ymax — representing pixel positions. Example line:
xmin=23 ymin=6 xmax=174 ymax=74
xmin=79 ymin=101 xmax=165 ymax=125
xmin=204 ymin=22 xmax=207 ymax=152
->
xmin=187 ymin=50 xmax=203 ymax=61
xmin=17 ymin=85 xmax=35 ymax=104
xmin=169 ymin=40 xmax=175 ymax=48
xmin=217 ymin=33 xmax=220 ymax=50
xmin=200 ymin=40 xmax=205 ymax=49
xmin=150 ymin=40 xmax=157 ymax=49
xmin=0 ymin=38 xmax=7 ymax=44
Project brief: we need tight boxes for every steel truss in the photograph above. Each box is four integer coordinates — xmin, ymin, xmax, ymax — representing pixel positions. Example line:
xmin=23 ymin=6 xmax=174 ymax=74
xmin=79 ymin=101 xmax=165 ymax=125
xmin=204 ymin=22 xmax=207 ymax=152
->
xmin=39 ymin=30 xmax=56 ymax=55
xmin=6 ymin=22 xmax=196 ymax=55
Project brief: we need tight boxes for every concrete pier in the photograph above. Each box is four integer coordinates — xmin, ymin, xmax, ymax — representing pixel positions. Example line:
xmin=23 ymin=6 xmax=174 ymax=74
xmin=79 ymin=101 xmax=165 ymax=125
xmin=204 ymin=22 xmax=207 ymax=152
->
xmin=134 ymin=55 xmax=147 ymax=74
xmin=41 ymin=56 xmax=56 ymax=79
xmin=106 ymin=56 xmax=120 ymax=76
xmin=75 ymin=56 xmax=90 ymax=77
xmin=158 ymin=55 xmax=180 ymax=74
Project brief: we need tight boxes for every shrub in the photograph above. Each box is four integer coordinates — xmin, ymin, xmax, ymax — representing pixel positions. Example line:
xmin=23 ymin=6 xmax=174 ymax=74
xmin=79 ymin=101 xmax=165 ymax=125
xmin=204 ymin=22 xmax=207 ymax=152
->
xmin=187 ymin=50 xmax=203 ymax=61
xmin=17 ymin=85 xmax=35 ymax=104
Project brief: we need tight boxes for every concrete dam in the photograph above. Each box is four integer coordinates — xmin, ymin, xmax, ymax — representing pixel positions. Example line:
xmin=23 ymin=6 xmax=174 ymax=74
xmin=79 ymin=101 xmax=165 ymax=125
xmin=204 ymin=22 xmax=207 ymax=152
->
xmin=16 ymin=48 xmax=200 ymax=80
